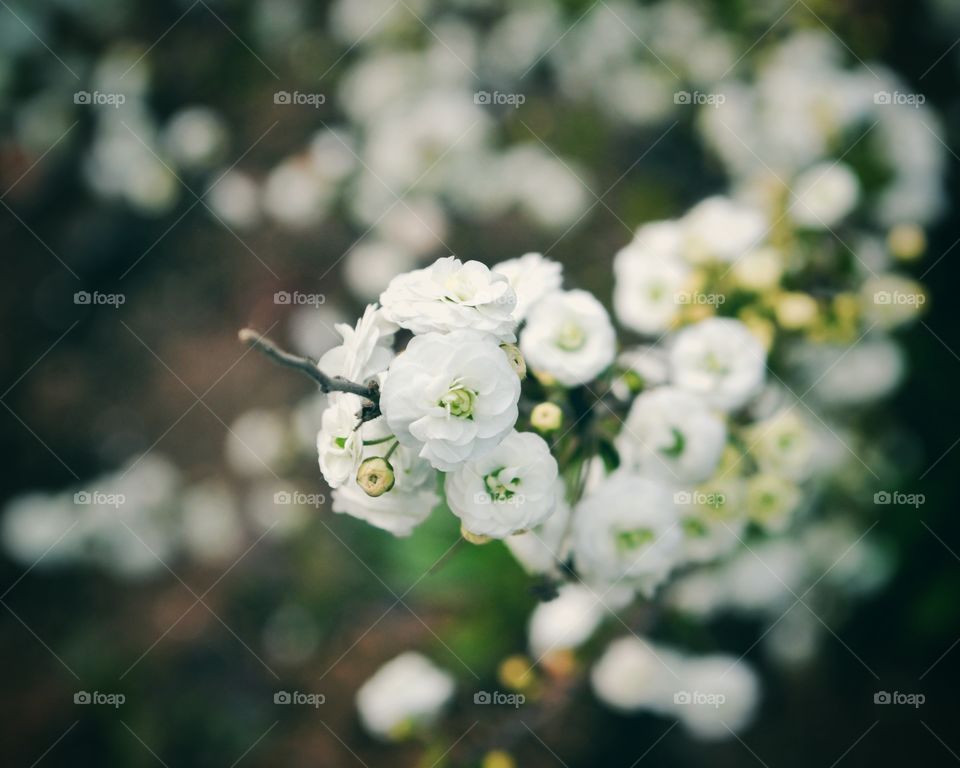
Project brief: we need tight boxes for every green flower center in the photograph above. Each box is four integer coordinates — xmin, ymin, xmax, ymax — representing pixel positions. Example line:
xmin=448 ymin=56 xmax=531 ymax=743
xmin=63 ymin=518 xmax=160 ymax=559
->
xmin=615 ymin=527 xmax=655 ymax=553
xmin=556 ymin=321 xmax=586 ymax=351
xmin=439 ymin=383 xmax=477 ymax=418
xmin=483 ymin=467 xmax=520 ymax=502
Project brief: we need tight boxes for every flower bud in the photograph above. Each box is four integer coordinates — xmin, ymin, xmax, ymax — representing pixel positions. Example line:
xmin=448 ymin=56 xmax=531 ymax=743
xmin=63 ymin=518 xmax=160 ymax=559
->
xmin=888 ymin=223 xmax=925 ymax=261
xmin=461 ymin=524 xmax=492 ymax=545
xmin=773 ymin=291 xmax=818 ymax=330
xmin=530 ymin=402 xmax=563 ymax=432
xmin=482 ymin=751 xmax=517 ymax=768
xmin=357 ymin=457 xmax=395 ymax=497
xmin=500 ymin=343 xmax=527 ymax=379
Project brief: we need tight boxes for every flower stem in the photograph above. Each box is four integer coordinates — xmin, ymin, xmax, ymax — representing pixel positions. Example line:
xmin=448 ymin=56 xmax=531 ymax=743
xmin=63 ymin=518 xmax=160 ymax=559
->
xmin=238 ymin=328 xmax=382 ymax=421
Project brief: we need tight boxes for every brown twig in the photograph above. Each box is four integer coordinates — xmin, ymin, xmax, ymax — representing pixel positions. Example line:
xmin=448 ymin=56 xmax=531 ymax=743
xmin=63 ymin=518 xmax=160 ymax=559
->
xmin=238 ymin=328 xmax=382 ymax=421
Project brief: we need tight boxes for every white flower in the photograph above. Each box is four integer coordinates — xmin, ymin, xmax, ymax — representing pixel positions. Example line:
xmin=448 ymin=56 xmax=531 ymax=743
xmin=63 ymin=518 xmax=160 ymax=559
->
xmin=745 ymin=473 xmax=801 ymax=531
xmin=745 ymin=409 xmax=814 ymax=482
xmin=617 ymin=386 xmax=726 ymax=486
xmin=379 ymin=256 xmax=517 ymax=340
xmin=356 ymin=652 xmax=455 ymax=740
xmin=591 ymin=636 xmax=683 ymax=713
xmin=381 ymin=330 xmax=521 ymax=471
xmin=331 ymin=427 xmax=438 ymax=537
xmin=318 ymin=304 xmax=396 ymax=383
xmin=613 ymin=222 xmax=691 ymax=334
xmin=316 ymin=396 xmax=364 ymax=488
xmin=572 ymin=472 xmax=683 ymax=596
xmin=444 ymin=430 xmax=558 ymax=539
xmin=669 ymin=318 xmax=767 ymax=411
xmin=505 ymin=483 xmax=571 ymax=574
xmin=520 ymin=290 xmax=616 ymax=386
xmin=791 ymin=162 xmax=860 ymax=229
xmin=493 ymin=252 xmax=563 ymax=321
xmin=682 ymin=196 xmax=767 ymax=263
xmin=528 ymin=583 xmax=605 ymax=658
xmin=673 ymin=655 xmax=760 ymax=741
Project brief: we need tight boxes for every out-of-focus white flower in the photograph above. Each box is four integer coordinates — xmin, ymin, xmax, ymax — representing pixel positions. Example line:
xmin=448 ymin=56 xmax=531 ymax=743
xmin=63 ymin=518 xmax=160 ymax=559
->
xmin=745 ymin=474 xmax=801 ymax=531
xmin=262 ymin=157 xmax=333 ymax=228
xmin=344 ymin=241 xmax=419 ymax=302
xmin=161 ymin=106 xmax=228 ymax=170
xmin=745 ymin=409 xmax=815 ymax=481
xmin=730 ymin=247 xmax=783 ymax=292
xmin=445 ymin=430 xmax=558 ymax=539
xmin=591 ymin=636 xmax=683 ymax=713
xmin=614 ymin=346 xmax=671 ymax=396
xmin=331 ymin=439 xmax=438 ymax=537
xmin=573 ymin=472 xmax=683 ymax=596
xmin=380 ymin=256 xmax=517 ymax=340
xmin=225 ymin=409 xmax=289 ymax=477
xmin=505 ymin=482 xmax=571 ymax=573
xmin=861 ymin=273 xmax=927 ymax=329
xmin=788 ymin=337 xmax=904 ymax=406
xmin=206 ymin=170 xmax=261 ymax=229
xmin=682 ymin=196 xmax=767 ymax=263
xmin=356 ymin=652 xmax=455 ymax=740
xmin=673 ymin=655 xmax=760 ymax=740
xmin=613 ymin=223 xmax=691 ymax=334
xmin=318 ymin=304 xmax=396 ymax=384
xmin=316 ymin=395 xmax=364 ymax=489
xmin=791 ymin=162 xmax=860 ymax=228
xmin=180 ymin=482 xmax=242 ymax=563
xmin=669 ymin=318 xmax=767 ymax=411
xmin=381 ymin=330 xmax=521 ymax=471
xmin=529 ymin=583 xmax=605 ymax=658
xmin=617 ymin=386 xmax=727 ymax=485
xmin=493 ymin=252 xmax=563 ymax=321
xmin=521 ymin=290 xmax=616 ymax=386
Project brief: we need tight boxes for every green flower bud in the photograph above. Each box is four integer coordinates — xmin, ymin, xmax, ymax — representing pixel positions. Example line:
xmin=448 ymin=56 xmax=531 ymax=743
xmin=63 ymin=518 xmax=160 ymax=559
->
xmin=500 ymin=343 xmax=527 ymax=380
xmin=530 ymin=402 xmax=563 ymax=432
xmin=357 ymin=457 xmax=396 ymax=497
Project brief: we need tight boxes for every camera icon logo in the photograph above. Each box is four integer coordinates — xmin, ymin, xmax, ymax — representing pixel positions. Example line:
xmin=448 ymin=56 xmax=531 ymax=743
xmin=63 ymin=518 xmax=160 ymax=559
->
xmin=474 ymin=91 xmax=491 ymax=105
xmin=74 ymin=691 xmax=92 ymax=704
xmin=674 ymin=90 xmax=692 ymax=104
xmin=274 ymin=91 xmax=292 ymax=105
xmin=673 ymin=491 xmax=692 ymax=505
xmin=74 ymin=91 xmax=92 ymax=105
xmin=874 ymin=491 xmax=891 ymax=505
xmin=74 ymin=291 xmax=92 ymax=305
xmin=874 ymin=291 xmax=892 ymax=305
xmin=74 ymin=491 xmax=92 ymax=505
xmin=274 ymin=291 xmax=292 ymax=304
xmin=274 ymin=691 xmax=292 ymax=704
xmin=874 ymin=691 xmax=891 ymax=704
xmin=674 ymin=691 xmax=692 ymax=704
xmin=874 ymin=91 xmax=892 ymax=105
xmin=474 ymin=691 xmax=491 ymax=704
xmin=274 ymin=491 xmax=292 ymax=505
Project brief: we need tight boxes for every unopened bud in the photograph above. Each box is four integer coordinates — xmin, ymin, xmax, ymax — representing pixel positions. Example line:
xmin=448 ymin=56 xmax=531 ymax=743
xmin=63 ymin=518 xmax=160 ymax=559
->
xmin=461 ymin=524 xmax=492 ymax=545
xmin=888 ymin=223 xmax=925 ymax=261
xmin=500 ymin=343 xmax=527 ymax=379
xmin=357 ymin=457 xmax=395 ymax=497
xmin=774 ymin=291 xmax=818 ymax=331
xmin=530 ymin=402 xmax=563 ymax=432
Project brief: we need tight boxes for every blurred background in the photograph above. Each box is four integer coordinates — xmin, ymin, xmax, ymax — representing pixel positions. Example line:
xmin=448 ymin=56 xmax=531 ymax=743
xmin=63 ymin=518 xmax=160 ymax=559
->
xmin=1 ymin=0 xmax=959 ymax=765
